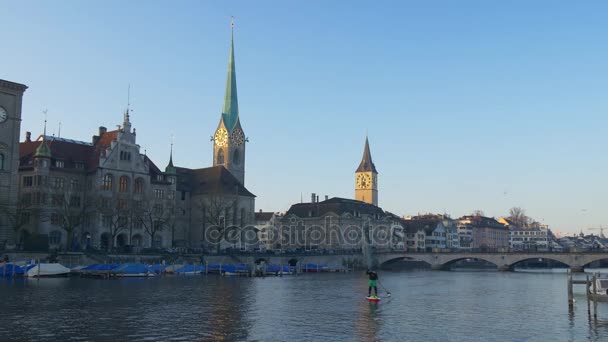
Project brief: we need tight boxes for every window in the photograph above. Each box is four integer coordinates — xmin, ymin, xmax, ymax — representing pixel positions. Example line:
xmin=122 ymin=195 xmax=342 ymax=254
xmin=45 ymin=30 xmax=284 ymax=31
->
xmin=23 ymin=176 xmax=33 ymax=187
xmin=53 ymin=177 xmax=64 ymax=189
xmin=119 ymin=176 xmax=129 ymax=193
xmin=102 ymin=215 xmax=112 ymax=228
xmin=217 ymin=149 xmax=225 ymax=164
xmin=181 ymin=191 xmax=186 ymax=201
xmin=134 ymin=178 xmax=144 ymax=193
xmin=118 ymin=199 xmax=128 ymax=210
xmin=102 ymin=174 xmax=113 ymax=191
xmin=70 ymin=179 xmax=80 ymax=191
xmin=154 ymin=204 xmax=163 ymax=215
xmin=100 ymin=198 xmax=110 ymax=209
xmin=0 ymin=153 xmax=4 ymax=170
xmin=55 ymin=160 xmax=64 ymax=168
xmin=49 ymin=230 xmax=62 ymax=245
xmin=75 ymin=162 xmax=84 ymax=169
xmin=154 ymin=189 xmax=164 ymax=199
xmin=69 ymin=196 xmax=81 ymax=207
xmin=133 ymin=219 xmax=142 ymax=230
xmin=119 ymin=151 xmax=131 ymax=161
xmin=52 ymin=195 xmax=64 ymax=206
xmin=233 ymin=149 xmax=240 ymax=165
xmin=156 ymin=175 xmax=163 ymax=182
xmin=51 ymin=213 xmax=61 ymax=225
xmin=168 ymin=191 xmax=175 ymax=200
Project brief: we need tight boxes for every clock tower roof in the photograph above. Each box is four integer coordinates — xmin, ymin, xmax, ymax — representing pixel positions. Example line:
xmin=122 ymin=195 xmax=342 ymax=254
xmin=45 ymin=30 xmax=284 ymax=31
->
xmin=356 ymin=136 xmax=377 ymax=173
xmin=221 ymin=24 xmax=239 ymax=132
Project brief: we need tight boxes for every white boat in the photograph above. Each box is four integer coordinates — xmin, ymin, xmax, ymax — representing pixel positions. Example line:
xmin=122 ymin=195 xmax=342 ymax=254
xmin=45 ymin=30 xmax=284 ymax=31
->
xmin=589 ymin=277 xmax=608 ymax=302
xmin=27 ymin=263 xmax=71 ymax=277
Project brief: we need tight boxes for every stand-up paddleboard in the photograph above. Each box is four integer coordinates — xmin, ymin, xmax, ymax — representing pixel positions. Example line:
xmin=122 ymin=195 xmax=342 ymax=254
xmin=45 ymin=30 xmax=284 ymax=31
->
xmin=366 ymin=296 xmax=381 ymax=302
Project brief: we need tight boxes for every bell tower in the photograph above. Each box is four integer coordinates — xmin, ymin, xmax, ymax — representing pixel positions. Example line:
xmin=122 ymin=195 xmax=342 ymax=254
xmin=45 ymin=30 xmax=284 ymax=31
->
xmin=0 ymin=79 xmax=28 ymax=242
xmin=213 ymin=19 xmax=246 ymax=185
xmin=355 ymin=136 xmax=378 ymax=206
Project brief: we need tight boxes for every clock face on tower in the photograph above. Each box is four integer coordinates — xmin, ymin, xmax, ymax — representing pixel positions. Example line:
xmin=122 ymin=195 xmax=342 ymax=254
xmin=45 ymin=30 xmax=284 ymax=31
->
xmin=214 ymin=128 xmax=228 ymax=147
xmin=0 ymin=107 xmax=7 ymax=123
xmin=356 ymin=173 xmax=372 ymax=189
xmin=231 ymin=128 xmax=245 ymax=146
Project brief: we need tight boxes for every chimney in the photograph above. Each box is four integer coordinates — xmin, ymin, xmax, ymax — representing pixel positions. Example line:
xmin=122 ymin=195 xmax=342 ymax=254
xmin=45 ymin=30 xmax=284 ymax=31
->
xmin=25 ymin=132 xmax=31 ymax=142
xmin=259 ymin=209 xmax=262 ymax=213
xmin=92 ymin=135 xmax=99 ymax=145
xmin=311 ymin=193 xmax=316 ymax=203
xmin=99 ymin=126 xmax=107 ymax=135
xmin=316 ymin=195 xmax=319 ymax=203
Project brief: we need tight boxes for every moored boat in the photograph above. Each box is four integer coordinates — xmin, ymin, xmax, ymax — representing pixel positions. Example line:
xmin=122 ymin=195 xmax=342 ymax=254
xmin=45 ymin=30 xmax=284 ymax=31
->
xmin=589 ymin=276 xmax=608 ymax=302
xmin=27 ymin=263 xmax=71 ymax=277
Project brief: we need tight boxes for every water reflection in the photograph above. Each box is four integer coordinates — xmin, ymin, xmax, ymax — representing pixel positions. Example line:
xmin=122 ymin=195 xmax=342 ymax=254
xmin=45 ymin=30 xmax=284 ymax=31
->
xmin=2 ymin=272 xmax=608 ymax=341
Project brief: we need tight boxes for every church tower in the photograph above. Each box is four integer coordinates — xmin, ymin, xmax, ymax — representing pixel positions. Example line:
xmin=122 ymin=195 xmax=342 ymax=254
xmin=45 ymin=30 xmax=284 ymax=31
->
xmin=355 ymin=136 xmax=378 ymax=206
xmin=213 ymin=21 xmax=246 ymax=185
xmin=0 ymin=79 xmax=27 ymax=242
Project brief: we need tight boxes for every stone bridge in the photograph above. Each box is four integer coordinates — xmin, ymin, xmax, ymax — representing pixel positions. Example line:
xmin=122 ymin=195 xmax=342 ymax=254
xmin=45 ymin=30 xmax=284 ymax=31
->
xmin=374 ymin=252 xmax=608 ymax=272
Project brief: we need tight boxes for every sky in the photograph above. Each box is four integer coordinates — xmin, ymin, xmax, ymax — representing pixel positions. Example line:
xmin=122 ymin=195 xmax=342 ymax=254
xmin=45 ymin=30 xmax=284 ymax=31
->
xmin=2 ymin=1 xmax=607 ymax=235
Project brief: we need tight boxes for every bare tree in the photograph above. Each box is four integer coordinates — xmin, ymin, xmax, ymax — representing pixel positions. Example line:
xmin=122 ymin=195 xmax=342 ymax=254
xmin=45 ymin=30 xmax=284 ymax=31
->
xmin=197 ymin=195 xmax=237 ymax=253
xmin=0 ymin=196 xmax=37 ymax=246
xmin=50 ymin=184 xmax=88 ymax=250
xmin=137 ymin=200 xmax=171 ymax=248
xmin=508 ymin=207 xmax=530 ymax=228
xmin=97 ymin=197 xmax=130 ymax=251
xmin=472 ymin=210 xmax=485 ymax=217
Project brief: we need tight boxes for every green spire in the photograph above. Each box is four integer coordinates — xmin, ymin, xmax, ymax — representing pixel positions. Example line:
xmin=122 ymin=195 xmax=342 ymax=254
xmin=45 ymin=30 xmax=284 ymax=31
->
xmin=221 ymin=23 xmax=239 ymax=131
xmin=34 ymin=119 xmax=51 ymax=158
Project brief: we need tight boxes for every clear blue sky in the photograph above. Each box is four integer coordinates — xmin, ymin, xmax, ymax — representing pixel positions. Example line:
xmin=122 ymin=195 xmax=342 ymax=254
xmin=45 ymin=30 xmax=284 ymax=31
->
xmin=2 ymin=1 xmax=607 ymax=235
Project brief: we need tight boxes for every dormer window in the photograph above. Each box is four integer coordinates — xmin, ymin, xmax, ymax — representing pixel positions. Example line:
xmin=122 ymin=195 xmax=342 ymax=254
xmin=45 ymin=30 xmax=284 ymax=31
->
xmin=75 ymin=162 xmax=84 ymax=169
xmin=156 ymin=175 xmax=163 ymax=182
xmin=55 ymin=160 xmax=64 ymax=168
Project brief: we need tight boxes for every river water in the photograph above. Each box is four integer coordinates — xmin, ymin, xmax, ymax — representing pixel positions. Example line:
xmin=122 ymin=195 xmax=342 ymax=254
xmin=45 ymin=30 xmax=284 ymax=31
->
xmin=1 ymin=270 xmax=607 ymax=341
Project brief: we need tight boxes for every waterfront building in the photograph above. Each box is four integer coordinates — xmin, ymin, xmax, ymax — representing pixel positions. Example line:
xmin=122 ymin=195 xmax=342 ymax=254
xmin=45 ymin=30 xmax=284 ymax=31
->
xmin=0 ymin=79 xmax=28 ymax=246
xmin=8 ymin=28 xmax=255 ymax=251
xmin=457 ymin=215 xmax=509 ymax=251
xmin=403 ymin=214 xmax=460 ymax=251
xmin=255 ymin=211 xmax=282 ymax=251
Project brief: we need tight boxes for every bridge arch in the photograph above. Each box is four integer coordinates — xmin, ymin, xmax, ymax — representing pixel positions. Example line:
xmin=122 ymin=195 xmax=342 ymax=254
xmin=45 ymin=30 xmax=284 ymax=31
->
xmin=507 ymin=257 xmax=569 ymax=270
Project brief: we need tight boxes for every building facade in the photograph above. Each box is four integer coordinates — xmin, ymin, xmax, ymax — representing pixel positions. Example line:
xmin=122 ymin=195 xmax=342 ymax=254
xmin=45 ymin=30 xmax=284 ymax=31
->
xmin=458 ymin=215 xmax=509 ymax=251
xmin=0 ymin=80 xmax=27 ymax=245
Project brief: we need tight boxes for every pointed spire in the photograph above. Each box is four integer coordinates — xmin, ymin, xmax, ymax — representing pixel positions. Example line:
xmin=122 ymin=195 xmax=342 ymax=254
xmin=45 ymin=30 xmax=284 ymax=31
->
xmin=165 ymin=134 xmax=176 ymax=174
xmin=356 ymin=135 xmax=377 ymax=173
xmin=221 ymin=17 xmax=239 ymax=131
xmin=35 ymin=110 xmax=52 ymax=158
xmin=123 ymin=84 xmax=132 ymax=133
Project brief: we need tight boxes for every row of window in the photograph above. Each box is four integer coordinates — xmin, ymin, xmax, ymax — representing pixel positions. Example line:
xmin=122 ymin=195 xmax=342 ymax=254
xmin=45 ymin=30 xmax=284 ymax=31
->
xmin=22 ymin=176 xmax=82 ymax=191
xmin=102 ymin=174 xmax=145 ymax=193
xmin=0 ymin=153 xmax=5 ymax=170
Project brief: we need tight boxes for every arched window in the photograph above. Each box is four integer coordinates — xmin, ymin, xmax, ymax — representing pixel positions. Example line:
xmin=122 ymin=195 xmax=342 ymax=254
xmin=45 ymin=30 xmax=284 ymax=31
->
xmin=102 ymin=174 xmax=113 ymax=191
xmin=217 ymin=149 xmax=224 ymax=165
xmin=233 ymin=149 xmax=240 ymax=165
xmin=119 ymin=176 xmax=129 ymax=193
xmin=134 ymin=178 xmax=144 ymax=194
xmin=0 ymin=153 xmax=5 ymax=170
xmin=49 ymin=230 xmax=62 ymax=245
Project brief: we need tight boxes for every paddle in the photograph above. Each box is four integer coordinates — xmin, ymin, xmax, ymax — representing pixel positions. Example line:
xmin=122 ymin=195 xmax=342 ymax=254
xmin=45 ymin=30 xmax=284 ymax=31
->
xmin=378 ymin=280 xmax=391 ymax=297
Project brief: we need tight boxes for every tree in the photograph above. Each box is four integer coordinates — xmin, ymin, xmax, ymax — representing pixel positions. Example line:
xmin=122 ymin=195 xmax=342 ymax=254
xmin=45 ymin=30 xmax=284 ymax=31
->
xmin=97 ymin=197 xmax=130 ymax=251
xmin=50 ymin=185 xmax=88 ymax=250
xmin=0 ymin=196 xmax=37 ymax=247
xmin=197 ymin=195 xmax=237 ymax=253
xmin=508 ymin=207 xmax=530 ymax=228
xmin=137 ymin=200 xmax=171 ymax=248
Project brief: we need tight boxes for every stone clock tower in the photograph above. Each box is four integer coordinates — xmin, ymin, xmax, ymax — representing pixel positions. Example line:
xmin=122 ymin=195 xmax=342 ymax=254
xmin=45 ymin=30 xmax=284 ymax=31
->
xmin=355 ymin=136 xmax=378 ymax=206
xmin=0 ymin=79 xmax=28 ymax=242
xmin=213 ymin=25 xmax=246 ymax=185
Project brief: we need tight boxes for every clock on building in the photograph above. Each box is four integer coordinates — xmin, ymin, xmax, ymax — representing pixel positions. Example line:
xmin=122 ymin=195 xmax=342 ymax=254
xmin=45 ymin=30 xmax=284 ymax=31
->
xmin=356 ymin=173 xmax=371 ymax=189
xmin=0 ymin=107 xmax=7 ymax=123
xmin=231 ymin=128 xmax=245 ymax=146
xmin=214 ymin=128 xmax=228 ymax=147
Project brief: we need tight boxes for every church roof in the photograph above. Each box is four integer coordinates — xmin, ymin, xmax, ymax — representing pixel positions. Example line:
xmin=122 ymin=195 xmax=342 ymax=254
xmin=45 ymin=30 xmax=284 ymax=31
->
xmin=175 ymin=165 xmax=255 ymax=197
xmin=285 ymin=197 xmax=384 ymax=218
xmin=221 ymin=29 xmax=239 ymax=131
xmin=356 ymin=136 xmax=377 ymax=173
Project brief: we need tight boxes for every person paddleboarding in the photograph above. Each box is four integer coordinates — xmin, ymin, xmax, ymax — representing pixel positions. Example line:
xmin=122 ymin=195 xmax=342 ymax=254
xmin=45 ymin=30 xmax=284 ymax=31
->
xmin=366 ymin=269 xmax=379 ymax=298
